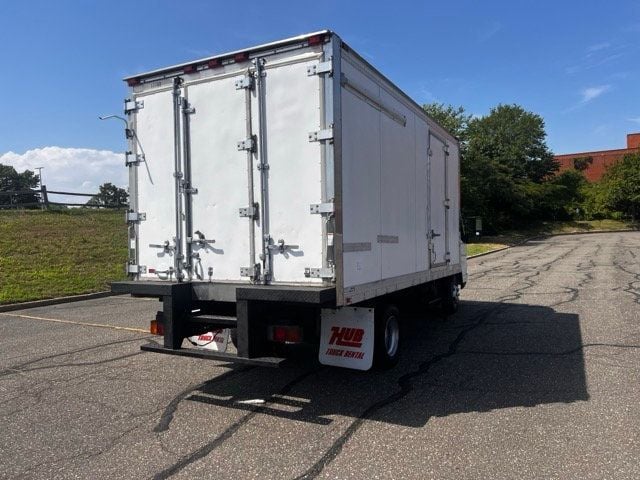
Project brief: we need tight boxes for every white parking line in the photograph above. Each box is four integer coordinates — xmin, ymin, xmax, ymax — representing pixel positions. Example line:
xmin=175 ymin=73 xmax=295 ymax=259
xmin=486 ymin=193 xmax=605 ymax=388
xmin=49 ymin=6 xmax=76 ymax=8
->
xmin=0 ymin=312 xmax=149 ymax=334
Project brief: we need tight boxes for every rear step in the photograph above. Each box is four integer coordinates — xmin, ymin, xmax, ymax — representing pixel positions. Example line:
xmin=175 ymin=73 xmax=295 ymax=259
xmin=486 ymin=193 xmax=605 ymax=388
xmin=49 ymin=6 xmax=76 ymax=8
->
xmin=140 ymin=343 xmax=286 ymax=367
xmin=187 ymin=313 xmax=237 ymax=328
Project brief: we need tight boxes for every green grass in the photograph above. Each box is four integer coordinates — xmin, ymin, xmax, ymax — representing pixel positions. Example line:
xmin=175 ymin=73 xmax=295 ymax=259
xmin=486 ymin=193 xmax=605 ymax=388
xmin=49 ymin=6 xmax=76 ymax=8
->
xmin=0 ymin=209 xmax=127 ymax=304
xmin=466 ymin=242 xmax=507 ymax=256
xmin=466 ymin=219 xmax=637 ymax=257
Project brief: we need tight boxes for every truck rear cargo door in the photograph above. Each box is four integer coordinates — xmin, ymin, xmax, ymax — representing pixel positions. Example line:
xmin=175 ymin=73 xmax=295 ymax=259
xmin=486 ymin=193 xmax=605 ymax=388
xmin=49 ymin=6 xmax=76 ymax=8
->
xmin=133 ymin=90 xmax=180 ymax=280
xmin=257 ymin=56 xmax=325 ymax=284
xmin=184 ymin=74 xmax=254 ymax=282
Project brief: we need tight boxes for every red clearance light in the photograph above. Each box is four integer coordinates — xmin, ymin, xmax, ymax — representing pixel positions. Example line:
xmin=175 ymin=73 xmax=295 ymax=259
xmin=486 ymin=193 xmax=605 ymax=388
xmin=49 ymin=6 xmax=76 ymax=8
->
xmin=234 ymin=52 xmax=248 ymax=62
xmin=269 ymin=325 xmax=303 ymax=344
xmin=183 ymin=64 xmax=197 ymax=74
xmin=126 ymin=77 xmax=140 ymax=87
xmin=307 ymin=34 xmax=324 ymax=46
xmin=150 ymin=319 xmax=164 ymax=336
xmin=207 ymin=58 xmax=221 ymax=69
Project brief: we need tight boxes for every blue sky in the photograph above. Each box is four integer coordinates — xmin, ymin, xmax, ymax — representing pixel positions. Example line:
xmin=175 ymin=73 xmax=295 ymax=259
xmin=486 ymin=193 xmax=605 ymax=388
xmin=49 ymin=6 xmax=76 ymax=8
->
xmin=1 ymin=0 xmax=639 ymax=190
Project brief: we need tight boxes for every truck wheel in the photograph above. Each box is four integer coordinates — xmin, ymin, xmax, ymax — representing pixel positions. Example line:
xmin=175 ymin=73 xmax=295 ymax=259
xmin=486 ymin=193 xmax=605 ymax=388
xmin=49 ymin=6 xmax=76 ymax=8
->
xmin=441 ymin=278 xmax=460 ymax=315
xmin=374 ymin=305 xmax=401 ymax=369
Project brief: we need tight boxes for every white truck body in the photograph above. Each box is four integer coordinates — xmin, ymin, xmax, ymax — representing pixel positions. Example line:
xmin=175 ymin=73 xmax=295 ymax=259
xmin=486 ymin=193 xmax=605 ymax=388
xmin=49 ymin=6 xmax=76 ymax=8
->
xmin=123 ymin=30 xmax=465 ymax=309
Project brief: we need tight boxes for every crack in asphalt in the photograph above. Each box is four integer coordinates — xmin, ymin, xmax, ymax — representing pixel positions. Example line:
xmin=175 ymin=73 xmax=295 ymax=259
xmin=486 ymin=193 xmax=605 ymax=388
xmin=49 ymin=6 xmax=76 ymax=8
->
xmin=153 ymin=366 xmax=254 ymax=433
xmin=0 ymin=336 xmax=152 ymax=377
xmin=152 ymin=368 xmax=320 ymax=480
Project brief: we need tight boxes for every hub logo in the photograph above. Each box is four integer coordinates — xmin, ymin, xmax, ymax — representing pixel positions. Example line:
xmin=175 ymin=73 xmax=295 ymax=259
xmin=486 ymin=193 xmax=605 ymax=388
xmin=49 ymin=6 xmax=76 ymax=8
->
xmin=328 ymin=326 xmax=364 ymax=348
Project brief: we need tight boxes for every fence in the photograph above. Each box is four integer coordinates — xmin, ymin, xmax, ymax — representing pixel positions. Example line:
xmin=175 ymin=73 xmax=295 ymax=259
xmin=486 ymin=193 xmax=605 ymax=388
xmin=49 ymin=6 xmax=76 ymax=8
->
xmin=0 ymin=186 xmax=127 ymax=209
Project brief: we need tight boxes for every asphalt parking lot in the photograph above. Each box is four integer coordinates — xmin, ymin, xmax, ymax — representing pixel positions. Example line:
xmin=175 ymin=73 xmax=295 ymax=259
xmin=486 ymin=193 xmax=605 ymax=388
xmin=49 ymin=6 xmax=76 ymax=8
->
xmin=1 ymin=232 xmax=638 ymax=479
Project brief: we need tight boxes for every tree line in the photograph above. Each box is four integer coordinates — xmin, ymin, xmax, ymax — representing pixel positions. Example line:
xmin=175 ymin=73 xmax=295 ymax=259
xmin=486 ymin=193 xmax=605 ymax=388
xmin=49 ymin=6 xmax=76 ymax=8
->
xmin=0 ymin=164 xmax=127 ymax=208
xmin=423 ymin=103 xmax=640 ymax=231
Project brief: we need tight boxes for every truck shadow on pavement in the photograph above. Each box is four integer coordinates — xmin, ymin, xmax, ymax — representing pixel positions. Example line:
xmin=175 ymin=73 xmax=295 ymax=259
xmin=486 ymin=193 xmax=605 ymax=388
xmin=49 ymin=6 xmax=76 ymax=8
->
xmin=184 ymin=300 xmax=589 ymax=429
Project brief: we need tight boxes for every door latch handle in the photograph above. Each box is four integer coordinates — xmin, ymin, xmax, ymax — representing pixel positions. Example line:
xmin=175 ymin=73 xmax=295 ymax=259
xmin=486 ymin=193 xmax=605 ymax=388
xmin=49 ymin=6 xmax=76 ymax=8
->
xmin=267 ymin=238 xmax=299 ymax=254
xmin=189 ymin=230 xmax=216 ymax=247
xmin=149 ymin=240 xmax=175 ymax=254
xmin=430 ymin=230 xmax=441 ymax=238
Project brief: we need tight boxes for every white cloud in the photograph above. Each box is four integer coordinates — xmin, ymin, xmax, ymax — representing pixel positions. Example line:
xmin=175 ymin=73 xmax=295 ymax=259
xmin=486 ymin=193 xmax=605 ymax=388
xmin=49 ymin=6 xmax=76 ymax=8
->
xmin=478 ymin=22 xmax=502 ymax=42
xmin=0 ymin=147 xmax=125 ymax=204
xmin=580 ymin=85 xmax=611 ymax=103
xmin=628 ymin=117 xmax=640 ymax=124
xmin=586 ymin=42 xmax=611 ymax=54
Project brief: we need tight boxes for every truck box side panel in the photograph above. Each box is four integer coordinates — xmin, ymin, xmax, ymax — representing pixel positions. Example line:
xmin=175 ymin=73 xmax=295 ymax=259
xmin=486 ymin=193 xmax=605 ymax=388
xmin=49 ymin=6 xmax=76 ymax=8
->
xmin=263 ymin=56 xmax=324 ymax=284
xmin=340 ymin=57 xmax=382 ymax=289
xmin=379 ymin=89 xmax=417 ymax=279
xmin=134 ymin=90 xmax=178 ymax=279
xmin=186 ymin=76 xmax=250 ymax=281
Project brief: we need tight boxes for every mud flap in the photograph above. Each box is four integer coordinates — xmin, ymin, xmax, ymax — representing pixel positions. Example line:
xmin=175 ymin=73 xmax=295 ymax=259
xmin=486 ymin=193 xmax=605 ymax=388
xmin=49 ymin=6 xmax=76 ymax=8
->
xmin=187 ymin=329 xmax=229 ymax=352
xmin=319 ymin=307 xmax=374 ymax=371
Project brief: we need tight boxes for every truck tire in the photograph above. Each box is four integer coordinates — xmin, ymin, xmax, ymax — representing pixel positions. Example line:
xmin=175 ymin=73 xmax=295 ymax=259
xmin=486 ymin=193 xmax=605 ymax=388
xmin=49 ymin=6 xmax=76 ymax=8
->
xmin=373 ymin=305 xmax=401 ymax=369
xmin=441 ymin=278 xmax=460 ymax=315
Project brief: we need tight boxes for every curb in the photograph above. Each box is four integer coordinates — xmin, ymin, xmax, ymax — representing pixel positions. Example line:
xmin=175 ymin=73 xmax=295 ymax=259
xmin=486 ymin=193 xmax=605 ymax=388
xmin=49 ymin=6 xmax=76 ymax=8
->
xmin=0 ymin=291 xmax=122 ymax=313
xmin=467 ymin=228 xmax=638 ymax=260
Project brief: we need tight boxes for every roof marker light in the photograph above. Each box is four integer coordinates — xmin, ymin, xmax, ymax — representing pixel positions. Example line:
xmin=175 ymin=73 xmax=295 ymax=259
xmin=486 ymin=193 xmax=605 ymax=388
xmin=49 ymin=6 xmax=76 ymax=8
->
xmin=307 ymin=34 xmax=324 ymax=46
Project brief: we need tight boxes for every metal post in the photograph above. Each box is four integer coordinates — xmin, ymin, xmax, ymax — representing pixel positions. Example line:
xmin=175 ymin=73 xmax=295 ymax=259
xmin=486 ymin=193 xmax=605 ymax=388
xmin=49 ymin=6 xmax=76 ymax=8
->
xmin=254 ymin=58 xmax=271 ymax=284
xmin=172 ymin=77 xmax=185 ymax=281
xmin=181 ymin=95 xmax=195 ymax=279
xmin=244 ymin=70 xmax=257 ymax=281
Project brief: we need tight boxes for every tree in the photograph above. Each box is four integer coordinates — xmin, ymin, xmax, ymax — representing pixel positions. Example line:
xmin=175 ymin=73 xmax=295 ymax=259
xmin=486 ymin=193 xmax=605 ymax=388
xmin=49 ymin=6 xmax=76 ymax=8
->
xmin=467 ymin=104 xmax=558 ymax=183
xmin=422 ymin=103 xmax=472 ymax=144
xmin=87 ymin=182 xmax=128 ymax=208
xmin=0 ymin=164 xmax=40 ymax=207
xmin=599 ymin=153 xmax=640 ymax=220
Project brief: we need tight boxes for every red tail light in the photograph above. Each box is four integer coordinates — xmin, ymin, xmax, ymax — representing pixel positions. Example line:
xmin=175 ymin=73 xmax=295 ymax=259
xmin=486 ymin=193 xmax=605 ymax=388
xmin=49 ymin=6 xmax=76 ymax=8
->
xmin=269 ymin=325 xmax=302 ymax=344
xmin=150 ymin=319 xmax=164 ymax=336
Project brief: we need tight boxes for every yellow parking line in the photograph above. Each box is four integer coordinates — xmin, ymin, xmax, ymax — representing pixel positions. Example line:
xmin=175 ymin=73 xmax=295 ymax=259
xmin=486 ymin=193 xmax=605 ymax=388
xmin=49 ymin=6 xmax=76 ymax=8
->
xmin=0 ymin=312 xmax=149 ymax=334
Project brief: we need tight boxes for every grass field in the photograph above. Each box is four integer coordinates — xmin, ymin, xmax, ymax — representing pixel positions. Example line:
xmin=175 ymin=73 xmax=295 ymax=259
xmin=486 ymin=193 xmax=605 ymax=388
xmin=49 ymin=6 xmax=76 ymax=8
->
xmin=0 ymin=210 xmax=127 ymax=304
xmin=0 ymin=211 xmax=636 ymax=304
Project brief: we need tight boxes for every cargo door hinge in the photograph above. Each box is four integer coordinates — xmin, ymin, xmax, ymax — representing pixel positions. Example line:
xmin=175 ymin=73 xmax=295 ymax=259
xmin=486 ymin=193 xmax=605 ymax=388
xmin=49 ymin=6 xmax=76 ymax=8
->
xmin=240 ymin=264 xmax=261 ymax=279
xmin=180 ymin=97 xmax=195 ymax=114
xmin=124 ymin=99 xmax=144 ymax=114
xmin=126 ymin=263 xmax=147 ymax=275
xmin=444 ymin=198 xmax=451 ymax=209
xmin=309 ymin=202 xmax=334 ymax=215
xmin=126 ymin=211 xmax=146 ymax=222
xmin=237 ymin=136 xmax=256 ymax=152
xmin=239 ymin=203 xmax=258 ymax=219
xmin=125 ymin=151 xmax=145 ymax=166
xmin=308 ymin=127 xmax=333 ymax=142
xmin=304 ymin=266 xmax=335 ymax=279
xmin=306 ymin=60 xmax=333 ymax=76
xmin=235 ymin=75 xmax=254 ymax=90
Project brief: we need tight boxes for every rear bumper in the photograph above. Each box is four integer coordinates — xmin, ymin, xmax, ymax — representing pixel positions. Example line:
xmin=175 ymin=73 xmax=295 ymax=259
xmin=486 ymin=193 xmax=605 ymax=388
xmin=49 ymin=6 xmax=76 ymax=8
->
xmin=112 ymin=280 xmax=335 ymax=366
xmin=140 ymin=342 xmax=287 ymax=367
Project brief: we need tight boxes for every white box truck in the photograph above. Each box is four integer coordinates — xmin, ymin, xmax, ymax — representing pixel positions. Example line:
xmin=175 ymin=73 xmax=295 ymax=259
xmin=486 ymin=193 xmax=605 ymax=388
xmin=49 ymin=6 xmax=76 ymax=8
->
xmin=111 ymin=31 xmax=468 ymax=370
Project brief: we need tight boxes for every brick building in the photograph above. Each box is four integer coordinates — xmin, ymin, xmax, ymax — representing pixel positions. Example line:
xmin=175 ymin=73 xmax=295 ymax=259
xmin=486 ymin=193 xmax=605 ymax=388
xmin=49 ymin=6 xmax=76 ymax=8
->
xmin=555 ymin=132 xmax=640 ymax=182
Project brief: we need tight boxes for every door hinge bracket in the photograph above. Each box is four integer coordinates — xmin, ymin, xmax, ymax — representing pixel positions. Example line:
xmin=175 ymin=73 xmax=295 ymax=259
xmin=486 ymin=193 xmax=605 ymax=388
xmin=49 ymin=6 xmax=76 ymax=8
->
xmin=126 ymin=211 xmax=146 ymax=222
xmin=125 ymin=151 xmax=145 ymax=166
xmin=124 ymin=99 xmax=144 ymax=114
xmin=240 ymin=264 xmax=261 ymax=279
xmin=239 ymin=203 xmax=258 ymax=218
xmin=127 ymin=263 xmax=147 ymax=275
xmin=308 ymin=128 xmax=333 ymax=142
xmin=444 ymin=198 xmax=451 ymax=209
xmin=180 ymin=97 xmax=195 ymax=114
xmin=307 ymin=60 xmax=332 ymax=76
xmin=257 ymin=163 xmax=269 ymax=171
xmin=309 ymin=202 xmax=334 ymax=215
xmin=304 ymin=266 xmax=335 ymax=279
xmin=235 ymin=75 xmax=254 ymax=90
xmin=237 ymin=137 xmax=255 ymax=151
